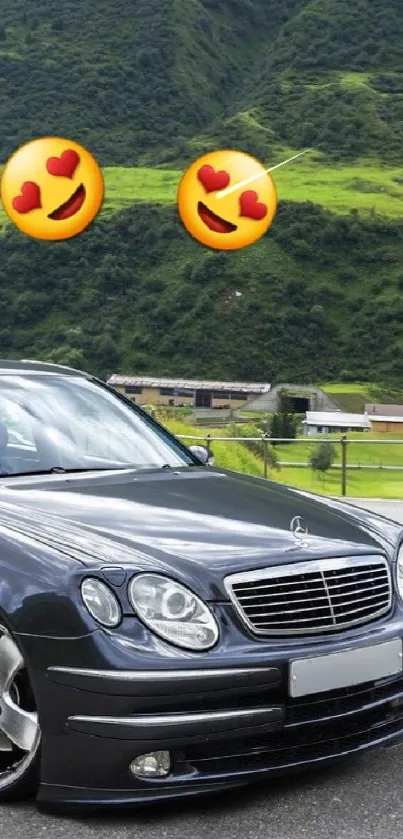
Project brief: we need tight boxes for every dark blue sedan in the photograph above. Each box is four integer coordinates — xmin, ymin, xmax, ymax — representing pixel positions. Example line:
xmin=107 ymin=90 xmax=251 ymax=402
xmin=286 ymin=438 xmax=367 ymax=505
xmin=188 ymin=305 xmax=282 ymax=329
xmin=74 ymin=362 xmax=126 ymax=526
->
xmin=0 ymin=359 xmax=402 ymax=814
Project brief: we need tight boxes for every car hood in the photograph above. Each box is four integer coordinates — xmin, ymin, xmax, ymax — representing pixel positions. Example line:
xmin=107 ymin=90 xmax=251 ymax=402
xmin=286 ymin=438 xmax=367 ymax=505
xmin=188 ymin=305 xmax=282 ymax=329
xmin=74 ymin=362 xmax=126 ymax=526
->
xmin=0 ymin=467 xmax=400 ymax=599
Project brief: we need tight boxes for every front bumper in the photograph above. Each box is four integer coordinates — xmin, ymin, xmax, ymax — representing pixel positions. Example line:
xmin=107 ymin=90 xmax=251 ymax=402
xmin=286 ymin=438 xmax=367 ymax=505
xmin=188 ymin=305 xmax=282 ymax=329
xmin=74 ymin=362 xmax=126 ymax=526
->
xmin=23 ymin=615 xmax=403 ymax=811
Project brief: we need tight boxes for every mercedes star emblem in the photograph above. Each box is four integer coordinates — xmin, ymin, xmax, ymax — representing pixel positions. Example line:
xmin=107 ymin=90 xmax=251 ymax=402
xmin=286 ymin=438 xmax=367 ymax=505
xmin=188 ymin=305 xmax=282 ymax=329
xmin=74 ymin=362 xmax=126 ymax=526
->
xmin=290 ymin=516 xmax=309 ymax=543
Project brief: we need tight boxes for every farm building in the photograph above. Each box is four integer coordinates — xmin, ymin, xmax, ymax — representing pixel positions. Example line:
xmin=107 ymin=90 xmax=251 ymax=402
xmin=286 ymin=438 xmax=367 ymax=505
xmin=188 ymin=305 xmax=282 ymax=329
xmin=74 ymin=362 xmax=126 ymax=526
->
xmin=303 ymin=411 xmax=371 ymax=435
xmin=368 ymin=415 xmax=403 ymax=433
xmin=366 ymin=403 xmax=403 ymax=417
xmin=244 ymin=383 xmax=339 ymax=414
xmin=303 ymin=410 xmax=403 ymax=435
xmin=107 ymin=375 xmax=271 ymax=409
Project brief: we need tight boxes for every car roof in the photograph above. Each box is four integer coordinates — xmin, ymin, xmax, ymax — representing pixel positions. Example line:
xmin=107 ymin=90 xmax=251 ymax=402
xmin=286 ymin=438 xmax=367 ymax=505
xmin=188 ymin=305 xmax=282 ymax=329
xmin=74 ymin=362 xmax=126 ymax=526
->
xmin=0 ymin=359 xmax=88 ymax=377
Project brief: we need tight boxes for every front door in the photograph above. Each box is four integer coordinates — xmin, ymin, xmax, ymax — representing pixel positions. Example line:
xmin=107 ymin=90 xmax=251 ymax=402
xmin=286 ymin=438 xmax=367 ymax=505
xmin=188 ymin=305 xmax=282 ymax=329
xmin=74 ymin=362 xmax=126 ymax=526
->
xmin=195 ymin=390 xmax=212 ymax=408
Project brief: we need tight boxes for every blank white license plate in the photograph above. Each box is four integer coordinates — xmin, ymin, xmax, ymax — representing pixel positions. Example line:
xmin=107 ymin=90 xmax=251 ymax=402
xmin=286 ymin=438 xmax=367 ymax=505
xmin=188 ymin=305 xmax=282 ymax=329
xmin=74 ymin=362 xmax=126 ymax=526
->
xmin=289 ymin=638 xmax=403 ymax=698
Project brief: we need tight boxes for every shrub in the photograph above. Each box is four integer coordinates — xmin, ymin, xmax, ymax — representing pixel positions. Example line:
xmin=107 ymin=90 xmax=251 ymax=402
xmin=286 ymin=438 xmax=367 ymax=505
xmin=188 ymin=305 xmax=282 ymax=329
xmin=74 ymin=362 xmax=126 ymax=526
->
xmin=310 ymin=442 xmax=336 ymax=477
xmin=227 ymin=423 xmax=279 ymax=470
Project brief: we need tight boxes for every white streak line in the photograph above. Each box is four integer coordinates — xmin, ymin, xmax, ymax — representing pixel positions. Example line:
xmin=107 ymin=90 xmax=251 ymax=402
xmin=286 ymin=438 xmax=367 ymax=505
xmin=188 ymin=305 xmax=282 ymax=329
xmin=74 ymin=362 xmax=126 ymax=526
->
xmin=216 ymin=149 xmax=314 ymax=200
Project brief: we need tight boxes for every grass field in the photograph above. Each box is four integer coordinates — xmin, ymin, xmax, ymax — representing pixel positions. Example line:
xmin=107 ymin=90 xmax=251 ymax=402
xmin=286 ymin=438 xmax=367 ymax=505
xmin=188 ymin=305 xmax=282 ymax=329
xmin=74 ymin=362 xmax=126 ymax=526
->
xmin=271 ymin=467 xmax=403 ymax=499
xmin=2 ymin=157 xmax=402 ymax=227
xmin=321 ymin=381 xmax=369 ymax=411
xmin=101 ymin=160 xmax=403 ymax=218
xmin=164 ymin=415 xmax=403 ymax=499
xmin=321 ymin=383 xmax=371 ymax=395
xmin=321 ymin=382 xmax=403 ymax=412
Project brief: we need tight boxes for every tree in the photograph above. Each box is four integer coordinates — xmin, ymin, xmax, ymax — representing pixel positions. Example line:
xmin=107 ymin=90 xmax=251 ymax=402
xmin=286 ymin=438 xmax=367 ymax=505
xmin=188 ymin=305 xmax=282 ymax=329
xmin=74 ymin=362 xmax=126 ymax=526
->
xmin=94 ymin=334 xmax=121 ymax=379
xmin=269 ymin=390 xmax=298 ymax=444
xmin=310 ymin=442 xmax=336 ymax=479
xmin=46 ymin=347 xmax=86 ymax=369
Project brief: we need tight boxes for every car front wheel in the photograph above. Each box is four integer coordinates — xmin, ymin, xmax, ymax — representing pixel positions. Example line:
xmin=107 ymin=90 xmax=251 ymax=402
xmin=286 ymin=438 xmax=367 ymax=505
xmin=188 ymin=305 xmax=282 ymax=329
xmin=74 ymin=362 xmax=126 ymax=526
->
xmin=0 ymin=624 xmax=40 ymax=800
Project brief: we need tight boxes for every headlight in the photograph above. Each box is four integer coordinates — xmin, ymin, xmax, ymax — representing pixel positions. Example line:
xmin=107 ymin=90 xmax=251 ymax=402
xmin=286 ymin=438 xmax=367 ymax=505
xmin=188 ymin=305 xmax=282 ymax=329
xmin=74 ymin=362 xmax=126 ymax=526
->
xmin=128 ymin=573 xmax=219 ymax=651
xmin=397 ymin=544 xmax=403 ymax=600
xmin=81 ymin=577 xmax=121 ymax=627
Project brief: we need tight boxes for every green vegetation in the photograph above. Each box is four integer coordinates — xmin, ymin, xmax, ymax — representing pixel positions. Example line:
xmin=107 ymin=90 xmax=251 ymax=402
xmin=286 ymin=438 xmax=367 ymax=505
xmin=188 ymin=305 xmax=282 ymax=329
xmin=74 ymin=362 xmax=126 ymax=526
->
xmin=321 ymin=383 xmax=372 ymax=412
xmin=3 ymin=159 xmax=403 ymax=226
xmin=0 ymin=0 xmax=291 ymax=166
xmin=0 ymin=0 xmax=402 ymax=390
xmin=226 ymin=422 xmax=279 ymax=470
xmin=321 ymin=383 xmax=403 ymax=412
xmin=268 ymin=390 xmax=298 ymax=442
xmin=172 ymin=425 xmax=403 ymax=471
xmin=322 ymin=383 xmax=372 ymax=394
xmin=275 ymin=467 xmax=403 ymax=500
xmin=161 ymin=415 xmax=265 ymax=478
xmin=162 ymin=414 xmax=403 ymax=498
xmin=4 ymin=160 xmax=403 ymax=224
xmin=310 ymin=441 xmax=336 ymax=477
xmin=0 ymin=0 xmax=402 ymax=166
xmin=1 ymin=199 xmax=402 ymax=385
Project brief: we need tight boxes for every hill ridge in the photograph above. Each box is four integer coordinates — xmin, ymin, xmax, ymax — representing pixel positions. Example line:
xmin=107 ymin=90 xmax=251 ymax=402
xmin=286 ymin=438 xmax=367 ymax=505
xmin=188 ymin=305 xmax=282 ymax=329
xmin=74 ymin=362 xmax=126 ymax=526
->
xmin=0 ymin=0 xmax=402 ymax=386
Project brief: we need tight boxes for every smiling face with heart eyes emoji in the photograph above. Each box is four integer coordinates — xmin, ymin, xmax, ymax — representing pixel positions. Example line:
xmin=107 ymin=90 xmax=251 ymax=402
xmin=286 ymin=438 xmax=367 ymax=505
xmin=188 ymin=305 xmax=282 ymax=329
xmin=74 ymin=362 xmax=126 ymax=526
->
xmin=0 ymin=137 xmax=104 ymax=240
xmin=177 ymin=149 xmax=277 ymax=251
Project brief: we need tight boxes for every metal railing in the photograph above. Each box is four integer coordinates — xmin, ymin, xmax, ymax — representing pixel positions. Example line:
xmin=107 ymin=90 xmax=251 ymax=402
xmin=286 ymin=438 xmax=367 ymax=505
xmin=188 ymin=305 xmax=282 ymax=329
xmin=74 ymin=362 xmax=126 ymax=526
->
xmin=177 ymin=433 xmax=403 ymax=496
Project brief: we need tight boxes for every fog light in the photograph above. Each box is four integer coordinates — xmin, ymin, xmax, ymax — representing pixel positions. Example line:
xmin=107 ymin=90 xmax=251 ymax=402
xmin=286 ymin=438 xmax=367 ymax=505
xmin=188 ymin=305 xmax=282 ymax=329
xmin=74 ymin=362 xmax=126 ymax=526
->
xmin=130 ymin=750 xmax=171 ymax=778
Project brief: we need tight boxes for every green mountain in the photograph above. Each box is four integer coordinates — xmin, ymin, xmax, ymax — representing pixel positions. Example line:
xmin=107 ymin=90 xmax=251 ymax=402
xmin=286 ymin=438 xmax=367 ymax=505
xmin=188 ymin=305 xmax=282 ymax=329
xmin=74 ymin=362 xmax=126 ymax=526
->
xmin=1 ymin=0 xmax=402 ymax=165
xmin=0 ymin=0 xmax=402 ymax=384
xmin=0 ymin=0 xmax=289 ymax=165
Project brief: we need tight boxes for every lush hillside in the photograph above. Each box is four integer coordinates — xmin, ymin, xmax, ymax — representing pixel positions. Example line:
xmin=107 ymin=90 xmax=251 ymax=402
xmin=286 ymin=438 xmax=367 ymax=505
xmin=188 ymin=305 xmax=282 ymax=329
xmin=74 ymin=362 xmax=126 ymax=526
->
xmin=1 ymin=200 xmax=402 ymax=385
xmin=246 ymin=0 xmax=403 ymax=160
xmin=0 ymin=0 xmax=291 ymax=165
xmin=202 ymin=0 xmax=403 ymax=165
xmin=0 ymin=0 xmax=402 ymax=165
xmin=0 ymin=0 xmax=402 ymax=385
xmin=322 ymin=383 xmax=403 ymax=413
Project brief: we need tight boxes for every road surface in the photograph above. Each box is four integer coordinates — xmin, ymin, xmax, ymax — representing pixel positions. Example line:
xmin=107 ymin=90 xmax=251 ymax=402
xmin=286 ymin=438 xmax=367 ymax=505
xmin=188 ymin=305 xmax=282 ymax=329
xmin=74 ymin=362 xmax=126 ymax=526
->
xmin=345 ymin=498 xmax=403 ymax=524
xmin=2 ymin=498 xmax=403 ymax=839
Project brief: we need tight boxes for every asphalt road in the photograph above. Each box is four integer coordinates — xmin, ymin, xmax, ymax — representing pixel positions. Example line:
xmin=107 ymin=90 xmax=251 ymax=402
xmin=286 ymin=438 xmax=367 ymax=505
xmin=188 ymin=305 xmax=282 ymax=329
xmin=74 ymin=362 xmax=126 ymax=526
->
xmin=3 ymin=498 xmax=403 ymax=839
xmin=345 ymin=498 xmax=403 ymax=524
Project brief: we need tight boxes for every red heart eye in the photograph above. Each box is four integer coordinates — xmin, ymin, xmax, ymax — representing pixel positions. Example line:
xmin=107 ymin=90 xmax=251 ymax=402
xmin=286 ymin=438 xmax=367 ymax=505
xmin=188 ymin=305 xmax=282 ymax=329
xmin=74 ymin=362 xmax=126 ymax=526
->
xmin=239 ymin=190 xmax=268 ymax=220
xmin=46 ymin=149 xmax=80 ymax=179
xmin=197 ymin=165 xmax=230 ymax=193
xmin=12 ymin=182 xmax=41 ymax=214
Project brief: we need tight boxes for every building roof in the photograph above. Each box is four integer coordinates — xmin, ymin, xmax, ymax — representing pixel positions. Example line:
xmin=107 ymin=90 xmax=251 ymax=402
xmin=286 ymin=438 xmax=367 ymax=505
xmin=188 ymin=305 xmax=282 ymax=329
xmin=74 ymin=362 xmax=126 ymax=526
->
xmin=270 ymin=383 xmax=327 ymax=394
xmin=369 ymin=415 xmax=403 ymax=424
xmin=303 ymin=411 xmax=371 ymax=428
xmin=107 ymin=375 xmax=271 ymax=394
xmin=365 ymin=403 xmax=403 ymax=417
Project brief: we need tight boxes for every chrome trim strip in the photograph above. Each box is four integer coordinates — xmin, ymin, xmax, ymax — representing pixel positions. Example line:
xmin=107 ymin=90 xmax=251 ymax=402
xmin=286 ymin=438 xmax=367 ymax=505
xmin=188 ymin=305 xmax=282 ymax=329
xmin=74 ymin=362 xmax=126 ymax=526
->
xmin=238 ymin=581 xmax=389 ymax=605
xmin=321 ymin=570 xmax=336 ymax=625
xmin=248 ymin=594 xmax=390 ymax=620
xmin=49 ymin=665 xmax=273 ymax=681
xmin=224 ymin=554 xmax=392 ymax=637
xmin=226 ymin=555 xmax=388 ymax=585
xmin=234 ymin=565 xmax=388 ymax=586
xmin=69 ymin=707 xmax=279 ymax=727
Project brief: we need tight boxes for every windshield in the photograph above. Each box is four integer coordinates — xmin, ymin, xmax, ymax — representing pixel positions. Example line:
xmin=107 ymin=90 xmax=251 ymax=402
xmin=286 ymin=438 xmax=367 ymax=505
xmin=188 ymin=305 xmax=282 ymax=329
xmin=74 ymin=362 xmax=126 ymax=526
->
xmin=0 ymin=374 xmax=195 ymax=476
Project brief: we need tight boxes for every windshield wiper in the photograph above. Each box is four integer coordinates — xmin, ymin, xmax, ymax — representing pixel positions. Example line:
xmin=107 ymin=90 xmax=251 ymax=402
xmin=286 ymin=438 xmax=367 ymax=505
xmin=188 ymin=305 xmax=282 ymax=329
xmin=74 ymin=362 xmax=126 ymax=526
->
xmin=0 ymin=462 xmax=196 ymax=478
xmin=0 ymin=466 xmax=134 ymax=478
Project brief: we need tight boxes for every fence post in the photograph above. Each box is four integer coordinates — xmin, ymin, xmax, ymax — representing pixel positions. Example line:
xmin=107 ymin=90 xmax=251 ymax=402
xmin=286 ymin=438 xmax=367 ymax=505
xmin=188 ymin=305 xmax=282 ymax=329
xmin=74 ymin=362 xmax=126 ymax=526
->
xmin=341 ymin=435 xmax=348 ymax=496
xmin=262 ymin=433 xmax=269 ymax=479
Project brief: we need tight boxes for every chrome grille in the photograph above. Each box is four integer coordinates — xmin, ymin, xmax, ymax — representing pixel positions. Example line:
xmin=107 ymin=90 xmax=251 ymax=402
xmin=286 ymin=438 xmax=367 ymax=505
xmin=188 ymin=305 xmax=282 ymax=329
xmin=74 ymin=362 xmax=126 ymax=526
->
xmin=224 ymin=556 xmax=392 ymax=636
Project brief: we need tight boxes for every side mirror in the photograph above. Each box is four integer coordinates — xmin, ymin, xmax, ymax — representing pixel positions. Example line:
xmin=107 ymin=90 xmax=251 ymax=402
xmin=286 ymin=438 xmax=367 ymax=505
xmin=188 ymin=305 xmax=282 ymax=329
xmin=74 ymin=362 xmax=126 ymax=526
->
xmin=189 ymin=444 xmax=214 ymax=467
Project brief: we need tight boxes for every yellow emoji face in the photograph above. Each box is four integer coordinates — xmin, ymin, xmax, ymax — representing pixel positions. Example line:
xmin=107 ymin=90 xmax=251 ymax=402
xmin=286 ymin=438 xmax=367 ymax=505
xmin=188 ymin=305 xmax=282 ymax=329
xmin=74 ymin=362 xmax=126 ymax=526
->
xmin=177 ymin=149 xmax=277 ymax=251
xmin=0 ymin=137 xmax=104 ymax=241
